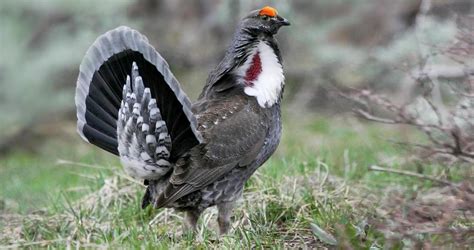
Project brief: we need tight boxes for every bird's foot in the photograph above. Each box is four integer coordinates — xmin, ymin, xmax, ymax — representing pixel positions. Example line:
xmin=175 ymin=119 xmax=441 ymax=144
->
xmin=217 ymin=201 xmax=235 ymax=235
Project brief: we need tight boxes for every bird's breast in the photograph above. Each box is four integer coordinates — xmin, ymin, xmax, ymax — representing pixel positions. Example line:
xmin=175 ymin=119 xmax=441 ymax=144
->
xmin=235 ymin=41 xmax=284 ymax=108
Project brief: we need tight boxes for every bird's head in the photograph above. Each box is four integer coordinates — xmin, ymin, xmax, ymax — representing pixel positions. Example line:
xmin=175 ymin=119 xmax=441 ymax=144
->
xmin=201 ymin=6 xmax=290 ymax=106
xmin=239 ymin=6 xmax=290 ymax=36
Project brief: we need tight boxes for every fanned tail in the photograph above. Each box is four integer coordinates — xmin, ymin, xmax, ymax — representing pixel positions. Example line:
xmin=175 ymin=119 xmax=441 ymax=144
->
xmin=75 ymin=26 xmax=203 ymax=179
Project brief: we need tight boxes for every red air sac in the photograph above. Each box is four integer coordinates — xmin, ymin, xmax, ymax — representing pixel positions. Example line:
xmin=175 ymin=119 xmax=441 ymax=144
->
xmin=244 ymin=52 xmax=262 ymax=86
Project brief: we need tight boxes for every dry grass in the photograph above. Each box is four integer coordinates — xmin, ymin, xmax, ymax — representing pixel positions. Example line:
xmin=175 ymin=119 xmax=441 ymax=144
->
xmin=373 ymin=181 xmax=474 ymax=248
xmin=1 ymin=117 xmax=472 ymax=248
xmin=1 ymin=159 xmax=378 ymax=248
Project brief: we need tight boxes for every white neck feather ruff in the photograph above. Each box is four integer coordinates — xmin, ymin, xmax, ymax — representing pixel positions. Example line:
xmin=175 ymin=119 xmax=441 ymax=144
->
xmin=236 ymin=41 xmax=284 ymax=108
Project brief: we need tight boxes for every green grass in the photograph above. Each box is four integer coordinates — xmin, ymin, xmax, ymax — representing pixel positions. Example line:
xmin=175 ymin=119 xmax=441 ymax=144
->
xmin=0 ymin=117 xmax=471 ymax=248
xmin=0 ymin=132 xmax=119 ymax=214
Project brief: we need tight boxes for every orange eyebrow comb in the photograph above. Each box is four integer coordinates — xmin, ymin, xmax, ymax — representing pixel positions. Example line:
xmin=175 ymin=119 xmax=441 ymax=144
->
xmin=259 ymin=6 xmax=278 ymax=17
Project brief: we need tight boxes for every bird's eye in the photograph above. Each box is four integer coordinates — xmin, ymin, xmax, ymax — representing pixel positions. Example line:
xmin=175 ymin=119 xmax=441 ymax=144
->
xmin=260 ymin=15 xmax=269 ymax=21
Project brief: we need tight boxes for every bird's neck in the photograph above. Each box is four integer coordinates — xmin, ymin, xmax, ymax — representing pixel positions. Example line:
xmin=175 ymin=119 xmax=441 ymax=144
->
xmin=235 ymin=40 xmax=284 ymax=108
xmin=200 ymin=31 xmax=285 ymax=107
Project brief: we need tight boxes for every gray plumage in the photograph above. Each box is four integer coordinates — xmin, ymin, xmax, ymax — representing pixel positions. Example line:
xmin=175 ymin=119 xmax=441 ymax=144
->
xmin=74 ymin=7 xmax=289 ymax=235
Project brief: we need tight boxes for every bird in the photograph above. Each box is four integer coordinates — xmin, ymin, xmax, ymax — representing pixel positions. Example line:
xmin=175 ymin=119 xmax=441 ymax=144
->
xmin=74 ymin=6 xmax=290 ymax=235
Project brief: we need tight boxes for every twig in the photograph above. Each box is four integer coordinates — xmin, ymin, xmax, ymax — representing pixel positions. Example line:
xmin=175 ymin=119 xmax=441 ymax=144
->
xmin=56 ymin=159 xmax=115 ymax=170
xmin=1 ymin=239 xmax=66 ymax=248
xmin=368 ymin=165 xmax=455 ymax=186
xmin=353 ymin=109 xmax=396 ymax=124
xmin=149 ymin=209 xmax=168 ymax=226
xmin=67 ymin=171 xmax=99 ymax=180
xmin=115 ymin=173 xmax=144 ymax=186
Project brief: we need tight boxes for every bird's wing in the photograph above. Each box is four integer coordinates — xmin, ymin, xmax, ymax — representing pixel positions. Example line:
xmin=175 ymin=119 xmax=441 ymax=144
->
xmin=155 ymin=96 xmax=267 ymax=207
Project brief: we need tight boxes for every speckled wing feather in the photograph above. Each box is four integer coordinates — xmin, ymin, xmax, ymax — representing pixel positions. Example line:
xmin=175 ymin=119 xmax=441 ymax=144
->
xmin=155 ymin=96 xmax=267 ymax=207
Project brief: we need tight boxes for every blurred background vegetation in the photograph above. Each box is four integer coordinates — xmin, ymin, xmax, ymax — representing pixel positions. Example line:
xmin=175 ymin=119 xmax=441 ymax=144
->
xmin=0 ymin=0 xmax=472 ymax=248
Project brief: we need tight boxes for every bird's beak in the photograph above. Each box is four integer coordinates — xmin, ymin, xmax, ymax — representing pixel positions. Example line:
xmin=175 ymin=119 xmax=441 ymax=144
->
xmin=276 ymin=15 xmax=291 ymax=26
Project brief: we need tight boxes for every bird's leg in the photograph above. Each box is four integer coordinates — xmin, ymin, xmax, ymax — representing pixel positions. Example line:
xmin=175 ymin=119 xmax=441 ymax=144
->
xmin=184 ymin=208 xmax=202 ymax=232
xmin=217 ymin=201 xmax=235 ymax=235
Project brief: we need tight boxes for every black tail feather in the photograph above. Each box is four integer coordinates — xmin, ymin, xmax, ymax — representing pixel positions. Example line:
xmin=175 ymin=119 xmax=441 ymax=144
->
xmin=82 ymin=124 xmax=118 ymax=154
